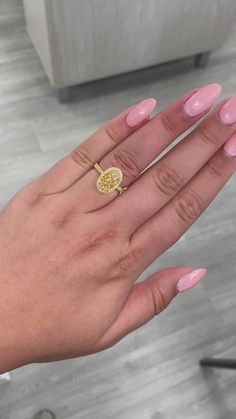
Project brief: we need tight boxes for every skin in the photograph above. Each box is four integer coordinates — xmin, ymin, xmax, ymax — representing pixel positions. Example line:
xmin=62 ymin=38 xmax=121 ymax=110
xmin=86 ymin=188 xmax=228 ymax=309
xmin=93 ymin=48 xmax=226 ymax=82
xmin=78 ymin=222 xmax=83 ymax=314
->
xmin=0 ymin=88 xmax=235 ymax=374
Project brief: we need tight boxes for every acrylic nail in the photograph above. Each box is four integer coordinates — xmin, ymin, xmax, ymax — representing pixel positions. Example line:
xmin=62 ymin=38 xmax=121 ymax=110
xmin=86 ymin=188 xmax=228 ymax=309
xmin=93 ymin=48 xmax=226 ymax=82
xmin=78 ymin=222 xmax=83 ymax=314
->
xmin=223 ymin=131 xmax=236 ymax=156
xmin=126 ymin=98 xmax=157 ymax=127
xmin=176 ymin=268 xmax=207 ymax=293
xmin=219 ymin=95 xmax=236 ymax=125
xmin=183 ymin=83 xmax=221 ymax=117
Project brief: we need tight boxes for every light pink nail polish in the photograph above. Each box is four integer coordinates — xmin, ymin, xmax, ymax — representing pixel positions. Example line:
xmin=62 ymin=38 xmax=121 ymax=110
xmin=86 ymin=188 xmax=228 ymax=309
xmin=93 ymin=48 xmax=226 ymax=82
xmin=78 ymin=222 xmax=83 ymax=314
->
xmin=126 ymin=98 xmax=157 ymax=127
xmin=176 ymin=268 xmax=207 ymax=293
xmin=219 ymin=95 xmax=236 ymax=125
xmin=223 ymin=131 xmax=236 ymax=156
xmin=183 ymin=84 xmax=221 ymax=117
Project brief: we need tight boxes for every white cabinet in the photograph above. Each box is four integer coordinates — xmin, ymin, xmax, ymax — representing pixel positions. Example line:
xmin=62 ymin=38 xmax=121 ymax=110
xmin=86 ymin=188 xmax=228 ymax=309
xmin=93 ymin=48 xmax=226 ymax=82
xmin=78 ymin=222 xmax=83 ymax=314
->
xmin=23 ymin=0 xmax=236 ymax=100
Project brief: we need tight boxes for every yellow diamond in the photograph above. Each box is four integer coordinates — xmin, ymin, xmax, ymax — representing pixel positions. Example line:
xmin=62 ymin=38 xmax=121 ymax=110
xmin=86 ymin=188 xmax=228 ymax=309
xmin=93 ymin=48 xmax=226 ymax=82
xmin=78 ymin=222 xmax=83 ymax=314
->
xmin=97 ymin=167 xmax=123 ymax=194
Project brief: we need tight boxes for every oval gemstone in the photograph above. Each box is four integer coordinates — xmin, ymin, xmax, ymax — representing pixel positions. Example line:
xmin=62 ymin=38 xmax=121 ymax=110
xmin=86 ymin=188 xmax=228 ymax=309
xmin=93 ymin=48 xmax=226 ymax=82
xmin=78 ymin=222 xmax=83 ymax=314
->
xmin=97 ymin=167 xmax=123 ymax=194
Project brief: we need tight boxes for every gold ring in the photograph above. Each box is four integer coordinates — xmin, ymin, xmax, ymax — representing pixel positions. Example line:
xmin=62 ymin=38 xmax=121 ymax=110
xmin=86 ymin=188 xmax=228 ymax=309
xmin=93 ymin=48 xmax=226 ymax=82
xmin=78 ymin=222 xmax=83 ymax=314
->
xmin=94 ymin=163 xmax=127 ymax=195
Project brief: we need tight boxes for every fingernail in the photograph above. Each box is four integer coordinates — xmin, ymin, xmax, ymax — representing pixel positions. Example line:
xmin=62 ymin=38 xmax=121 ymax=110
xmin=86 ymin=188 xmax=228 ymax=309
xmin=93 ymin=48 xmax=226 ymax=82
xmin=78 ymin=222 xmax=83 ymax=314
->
xmin=183 ymin=84 xmax=221 ymax=117
xmin=219 ymin=95 xmax=236 ymax=125
xmin=223 ymin=131 xmax=236 ymax=156
xmin=176 ymin=268 xmax=207 ymax=293
xmin=126 ymin=98 xmax=157 ymax=127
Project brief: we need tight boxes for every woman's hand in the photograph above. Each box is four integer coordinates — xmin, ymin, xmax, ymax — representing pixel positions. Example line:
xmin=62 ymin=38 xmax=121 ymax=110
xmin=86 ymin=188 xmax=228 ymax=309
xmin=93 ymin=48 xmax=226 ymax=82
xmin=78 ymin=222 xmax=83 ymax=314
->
xmin=1 ymin=83 xmax=236 ymax=373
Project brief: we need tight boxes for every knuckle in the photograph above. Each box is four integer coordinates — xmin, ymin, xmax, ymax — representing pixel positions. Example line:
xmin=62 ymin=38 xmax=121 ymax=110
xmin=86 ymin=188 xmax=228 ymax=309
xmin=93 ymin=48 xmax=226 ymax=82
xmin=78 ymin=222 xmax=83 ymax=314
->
xmin=104 ymin=126 xmax=119 ymax=145
xmin=197 ymin=125 xmax=218 ymax=148
xmin=71 ymin=145 xmax=93 ymax=169
xmin=112 ymin=244 xmax=142 ymax=278
xmin=112 ymin=148 xmax=140 ymax=180
xmin=151 ymin=164 xmax=184 ymax=197
xmin=17 ymin=183 xmax=41 ymax=207
xmin=82 ymin=228 xmax=117 ymax=254
xmin=148 ymin=279 xmax=167 ymax=315
xmin=172 ymin=190 xmax=203 ymax=224
xmin=160 ymin=113 xmax=179 ymax=137
xmin=207 ymin=159 xmax=225 ymax=179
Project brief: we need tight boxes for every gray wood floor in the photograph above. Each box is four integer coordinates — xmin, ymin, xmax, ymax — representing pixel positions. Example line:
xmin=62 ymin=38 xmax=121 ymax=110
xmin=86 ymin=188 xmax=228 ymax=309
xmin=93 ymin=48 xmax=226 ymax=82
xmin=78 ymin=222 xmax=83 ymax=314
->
xmin=1 ymin=0 xmax=236 ymax=418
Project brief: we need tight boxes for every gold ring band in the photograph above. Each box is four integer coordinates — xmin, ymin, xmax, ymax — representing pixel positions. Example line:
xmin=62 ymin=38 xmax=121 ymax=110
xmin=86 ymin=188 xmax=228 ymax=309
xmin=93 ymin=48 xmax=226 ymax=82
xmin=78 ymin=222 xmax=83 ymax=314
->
xmin=94 ymin=163 xmax=127 ymax=195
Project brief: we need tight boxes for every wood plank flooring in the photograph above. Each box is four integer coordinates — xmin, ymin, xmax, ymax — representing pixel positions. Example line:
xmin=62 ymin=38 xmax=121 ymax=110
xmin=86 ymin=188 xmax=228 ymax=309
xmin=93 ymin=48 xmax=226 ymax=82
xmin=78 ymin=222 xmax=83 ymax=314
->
xmin=0 ymin=1 xmax=236 ymax=418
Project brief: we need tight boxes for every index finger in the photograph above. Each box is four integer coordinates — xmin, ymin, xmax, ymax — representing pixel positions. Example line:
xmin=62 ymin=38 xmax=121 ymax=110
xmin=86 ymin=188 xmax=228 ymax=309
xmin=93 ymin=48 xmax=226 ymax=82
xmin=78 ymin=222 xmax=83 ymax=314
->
xmin=35 ymin=98 xmax=157 ymax=193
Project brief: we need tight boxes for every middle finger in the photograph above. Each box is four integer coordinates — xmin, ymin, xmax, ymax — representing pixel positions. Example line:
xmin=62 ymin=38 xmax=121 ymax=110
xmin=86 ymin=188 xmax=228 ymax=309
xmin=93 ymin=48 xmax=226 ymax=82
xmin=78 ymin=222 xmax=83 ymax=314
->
xmin=112 ymin=94 xmax=236 ymax=234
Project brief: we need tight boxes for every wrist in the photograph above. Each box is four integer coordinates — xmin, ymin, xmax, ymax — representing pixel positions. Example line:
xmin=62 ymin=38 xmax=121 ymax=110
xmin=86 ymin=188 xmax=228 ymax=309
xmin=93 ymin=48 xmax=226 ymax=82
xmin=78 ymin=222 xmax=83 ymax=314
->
xmin=0 ymin=269 xmax=29 ymax=373
xmin=0 ymin=326 xmax=24 ymax=373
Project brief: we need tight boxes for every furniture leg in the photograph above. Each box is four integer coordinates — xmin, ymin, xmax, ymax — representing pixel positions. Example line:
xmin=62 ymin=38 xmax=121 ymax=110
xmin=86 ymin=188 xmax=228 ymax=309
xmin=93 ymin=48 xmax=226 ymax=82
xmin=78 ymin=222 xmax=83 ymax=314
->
xmin=200 ymin=357 xmax=236 ymax=370
xmin=57 ymin=87 xmax=71 ymax=103
xmin=194 ymin=50 xmax=211 ymax=68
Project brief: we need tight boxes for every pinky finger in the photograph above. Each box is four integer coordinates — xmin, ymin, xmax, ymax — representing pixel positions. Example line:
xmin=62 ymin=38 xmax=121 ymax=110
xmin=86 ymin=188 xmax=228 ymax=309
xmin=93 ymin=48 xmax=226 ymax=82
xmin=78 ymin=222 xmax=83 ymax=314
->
xmin=95 ymin=267 xmax=205 ymax=350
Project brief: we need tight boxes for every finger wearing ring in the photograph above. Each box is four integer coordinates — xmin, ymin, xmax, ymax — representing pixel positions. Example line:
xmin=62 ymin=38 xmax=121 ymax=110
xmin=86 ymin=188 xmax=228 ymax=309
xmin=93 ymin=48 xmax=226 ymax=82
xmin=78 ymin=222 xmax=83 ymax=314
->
xmin=63 ymin=87 xmax=220 ymax=213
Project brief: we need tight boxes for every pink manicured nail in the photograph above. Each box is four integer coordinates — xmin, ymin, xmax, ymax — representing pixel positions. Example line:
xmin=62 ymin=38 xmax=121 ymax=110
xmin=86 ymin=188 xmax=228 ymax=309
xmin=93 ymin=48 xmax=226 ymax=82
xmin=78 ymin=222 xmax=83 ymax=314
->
xmin=176 ymin=268 xmax=207 ymax=293
xmin=219 ymin=95 xmax=236 ymax=125
xmin=223 ymin=131 xmax=236 ymax=156
xmin=126 ymin=98 xmax=157 ymax=127
xmin=183 ymin=84 xmax=221 ymax=117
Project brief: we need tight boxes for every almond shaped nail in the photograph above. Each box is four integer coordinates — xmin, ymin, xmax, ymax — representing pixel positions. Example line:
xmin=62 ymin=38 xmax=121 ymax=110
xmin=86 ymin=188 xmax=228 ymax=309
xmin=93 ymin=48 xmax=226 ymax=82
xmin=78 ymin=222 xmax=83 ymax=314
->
xmin=126 ymin=98 xmax=157 ymax=127
xmin=177 ymin=268 xmax=207 ymax=293
xmin=183 ymin=84 xmax=221 ymax=117
xmin=223 ymin=131 xmax=236 ymax=156
xmin=219 ymin=95 xmax=236 ymax=125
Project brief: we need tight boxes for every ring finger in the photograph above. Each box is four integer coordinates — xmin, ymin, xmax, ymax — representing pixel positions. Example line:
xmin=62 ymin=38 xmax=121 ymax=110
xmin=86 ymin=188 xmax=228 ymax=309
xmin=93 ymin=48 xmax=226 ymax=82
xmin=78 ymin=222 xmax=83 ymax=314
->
xmin=65 ymin=84 xmax=221 ymax=211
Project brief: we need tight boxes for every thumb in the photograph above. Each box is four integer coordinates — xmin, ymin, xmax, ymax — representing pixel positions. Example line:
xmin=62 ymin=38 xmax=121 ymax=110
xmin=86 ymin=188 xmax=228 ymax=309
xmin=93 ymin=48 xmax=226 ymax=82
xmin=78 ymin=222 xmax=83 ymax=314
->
xmin=98 ymin=266 xmax=206 ymax=349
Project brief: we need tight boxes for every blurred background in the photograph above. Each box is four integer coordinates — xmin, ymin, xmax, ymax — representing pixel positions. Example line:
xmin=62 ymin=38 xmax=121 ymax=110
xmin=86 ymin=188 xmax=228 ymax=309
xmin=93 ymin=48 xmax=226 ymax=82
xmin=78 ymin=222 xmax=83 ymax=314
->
xmin=1 ymin=0 xmax=236 ymax=418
